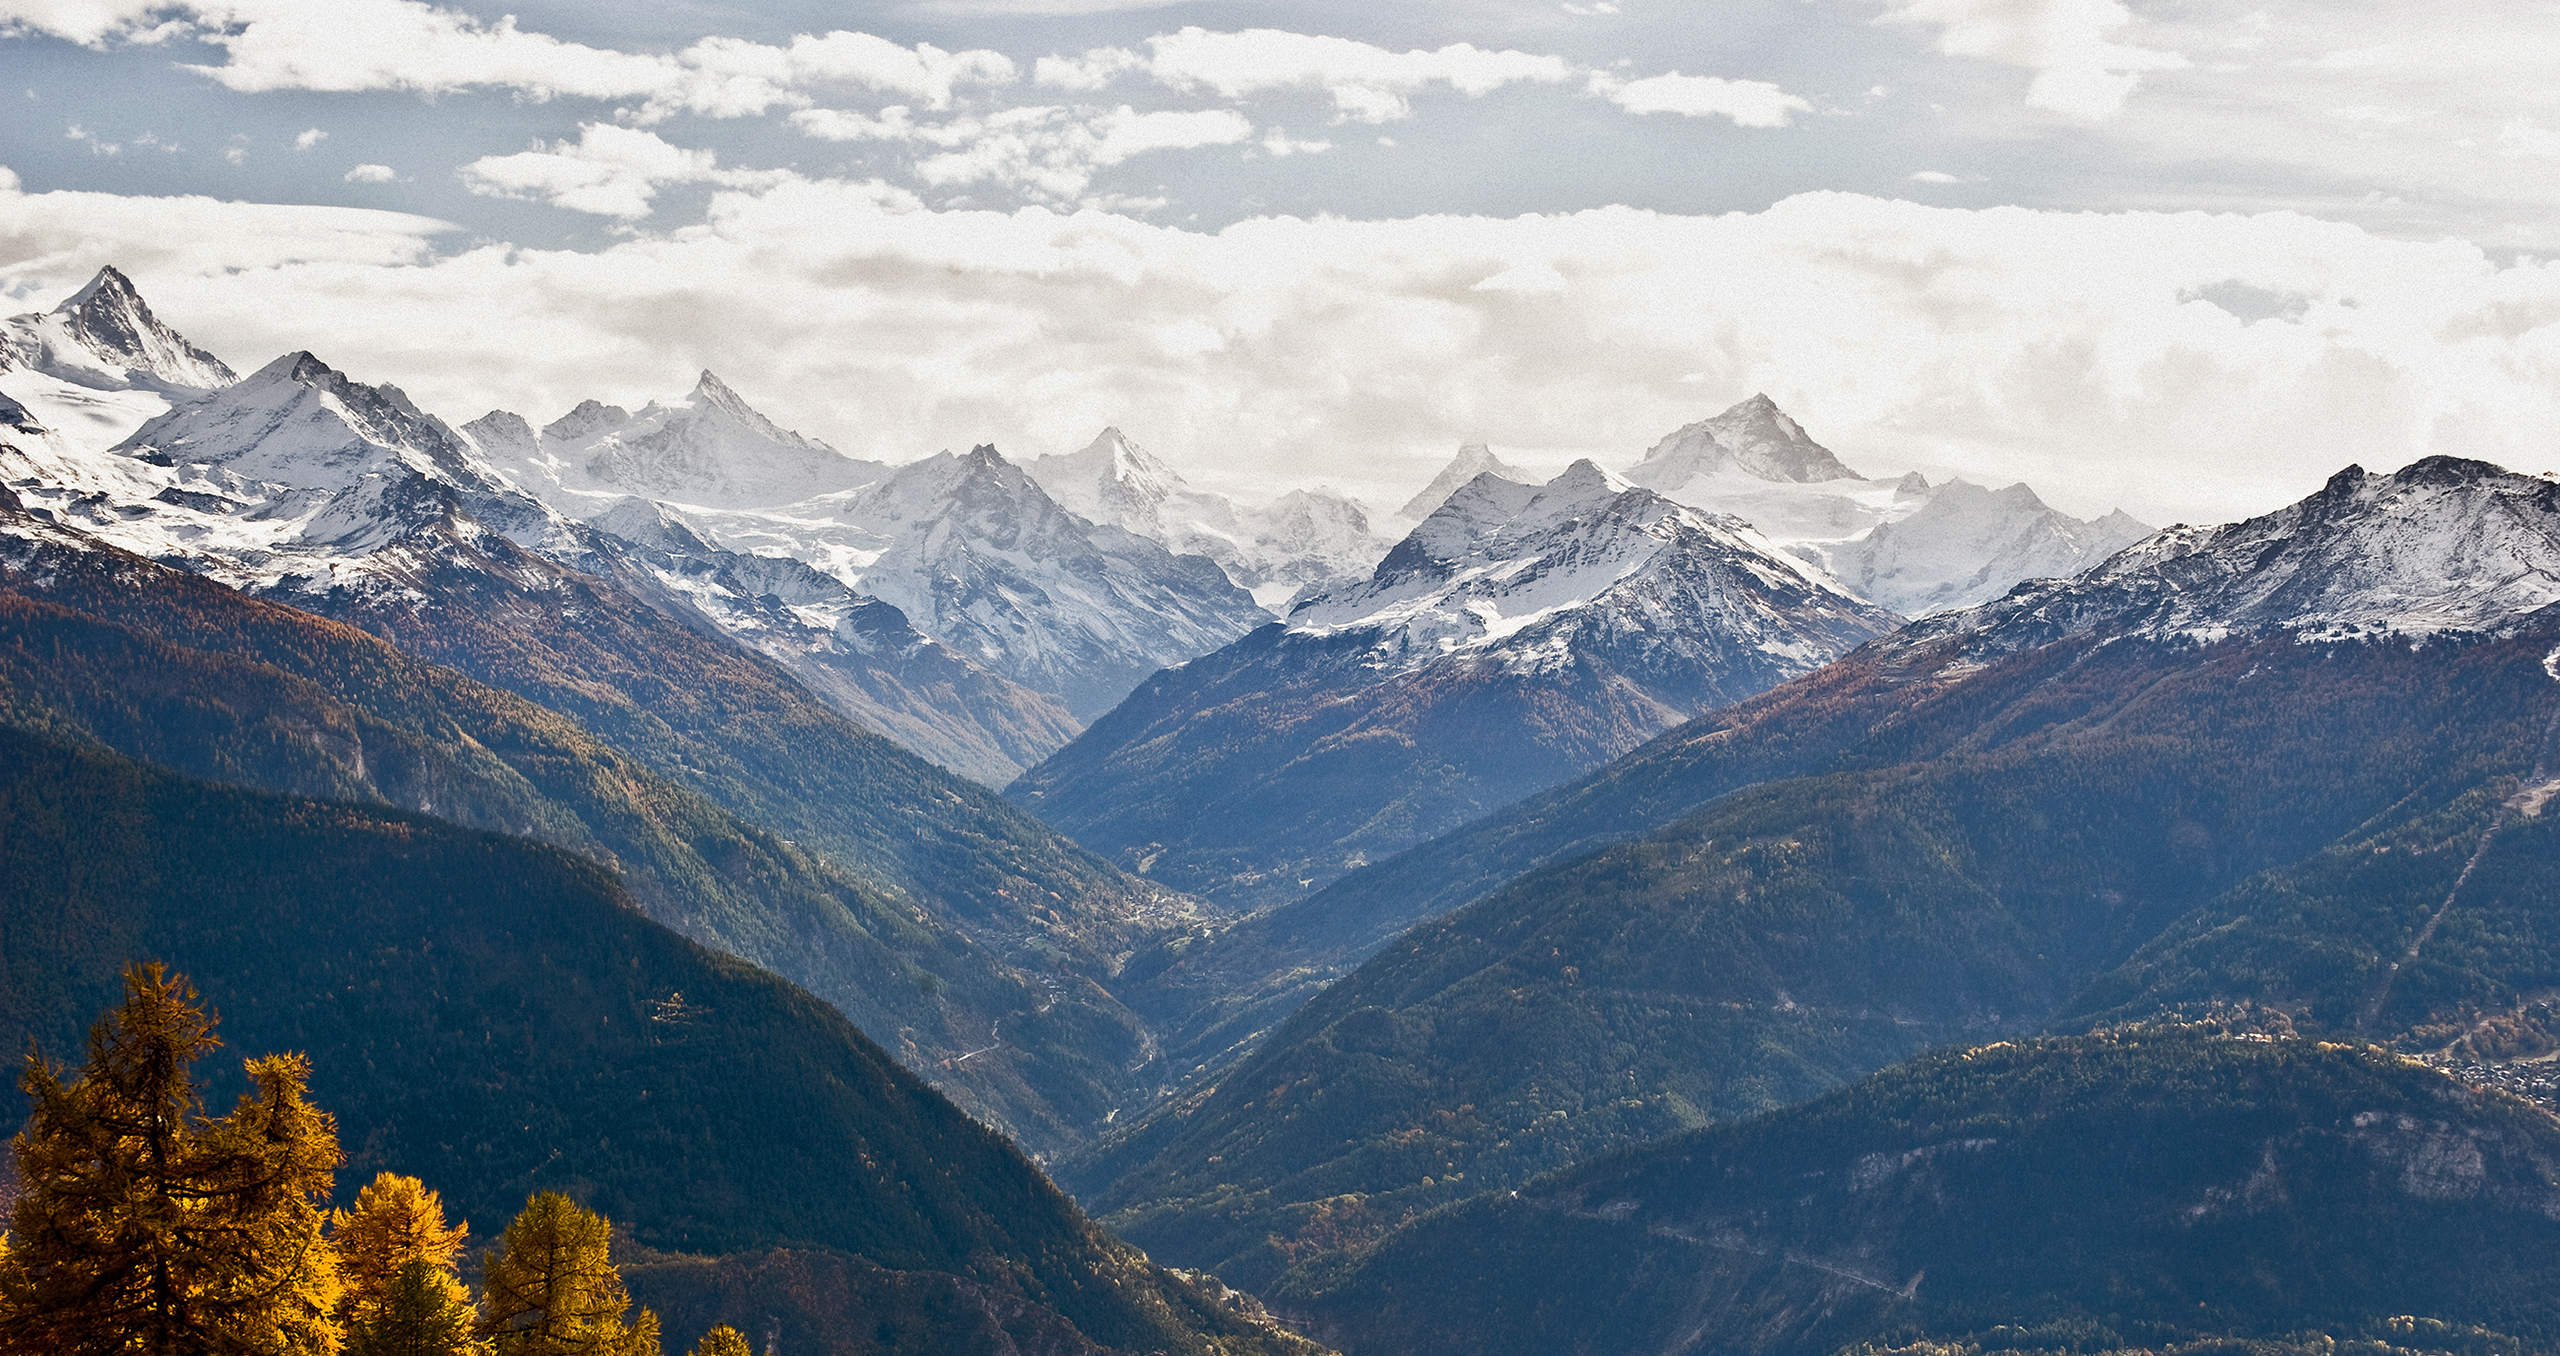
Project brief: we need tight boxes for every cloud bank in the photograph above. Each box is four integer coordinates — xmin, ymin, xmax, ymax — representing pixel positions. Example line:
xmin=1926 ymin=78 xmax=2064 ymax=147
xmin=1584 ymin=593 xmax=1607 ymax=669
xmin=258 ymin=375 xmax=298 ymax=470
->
xmin=4 ymin=171 xmax=2555 ymax=528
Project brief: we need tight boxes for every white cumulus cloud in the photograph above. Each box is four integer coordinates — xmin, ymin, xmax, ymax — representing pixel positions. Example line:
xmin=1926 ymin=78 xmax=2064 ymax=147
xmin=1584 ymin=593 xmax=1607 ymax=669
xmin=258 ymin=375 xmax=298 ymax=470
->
xmin=1590 ymin=71 xmax=1814 ymax=127
xmin=1879 ymin=0 xmax=2187 ymax=119
xmin=1040 ymin=27 xmax=1576 ymax=123
xmin=0 ymin=0 xmax=1015 ymax=121
xmin=458 ymin=124 xmax=789 ymax=219
xmin=793 ymin=103 xmax=1250 ymax=201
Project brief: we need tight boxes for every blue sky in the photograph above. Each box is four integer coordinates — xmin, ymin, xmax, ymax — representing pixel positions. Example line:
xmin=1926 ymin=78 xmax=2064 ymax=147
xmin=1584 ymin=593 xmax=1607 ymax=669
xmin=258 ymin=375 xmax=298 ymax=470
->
xmin=3 ymin=0 xmax=2558 ymax=522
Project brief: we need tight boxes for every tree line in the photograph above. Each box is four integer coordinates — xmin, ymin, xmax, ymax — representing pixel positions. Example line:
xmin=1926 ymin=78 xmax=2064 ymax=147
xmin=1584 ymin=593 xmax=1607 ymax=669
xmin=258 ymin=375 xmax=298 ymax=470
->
xmin=0 ymin=962 xmax=753 ymax=1356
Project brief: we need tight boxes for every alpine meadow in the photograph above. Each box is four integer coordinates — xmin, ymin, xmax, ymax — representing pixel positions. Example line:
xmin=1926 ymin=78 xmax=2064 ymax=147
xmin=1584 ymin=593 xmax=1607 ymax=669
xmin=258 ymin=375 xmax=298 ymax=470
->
xmin=5 ymin=3 xmax=2560 ymax=1354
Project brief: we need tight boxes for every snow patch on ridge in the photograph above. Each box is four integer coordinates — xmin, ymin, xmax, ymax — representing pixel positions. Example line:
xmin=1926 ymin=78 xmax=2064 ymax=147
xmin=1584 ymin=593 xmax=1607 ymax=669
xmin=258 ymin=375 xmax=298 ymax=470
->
xmin=1288 ymin=457 xmax=1889 ymax=681
xmin=1893 ymin=458 xmax=2560 ymax=660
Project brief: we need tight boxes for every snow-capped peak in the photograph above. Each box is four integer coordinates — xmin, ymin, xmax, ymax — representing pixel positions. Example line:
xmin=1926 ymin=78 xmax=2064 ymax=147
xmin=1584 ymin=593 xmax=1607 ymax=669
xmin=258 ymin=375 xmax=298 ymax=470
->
xmin=118 ymin=350 xmax=488 ymax=493
xmin=818 ymin=441 xmax=1270 ymax=717
xmin=686 ymin=369 xmax=829 ymax=453
xmin=1398 ymin=440 xmax=1532 ymax=520
xmin=1024 ymin=427 xmax=1393 ymax=612
xmin=0 ymin=265 xmax=236 ymax=395
xmin=1823 ymin=478 xmax=2153 ymax=617
xmin=1626 ymin=394 xmax=1864 ymax=491
xmin=1900 ymin=456 xmax=2560 ymax=656
xmin=1086 ymin=425 xmax=1183 ymax=486
xmin=1028 ymin=426 xmax=1195 ymax=530
xmin=1291 ymin=456 xmax=1883 ymax=675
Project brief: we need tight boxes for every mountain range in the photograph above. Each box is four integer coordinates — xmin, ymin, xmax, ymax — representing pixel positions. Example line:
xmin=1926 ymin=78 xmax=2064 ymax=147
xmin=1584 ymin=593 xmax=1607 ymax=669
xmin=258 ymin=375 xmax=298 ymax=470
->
xmin=1062 ymin=455 xmax=2560 ymax=1298
xmin=1010 ymin=459 xmax=1900 ymax=916
xmin=13 ymin=263 xmax=2555 ymax=1356
xmin=0 ymin=488 xmax=1199 ymax=1154
xmin=0 ymin=277 xmax=1232 ymax=1156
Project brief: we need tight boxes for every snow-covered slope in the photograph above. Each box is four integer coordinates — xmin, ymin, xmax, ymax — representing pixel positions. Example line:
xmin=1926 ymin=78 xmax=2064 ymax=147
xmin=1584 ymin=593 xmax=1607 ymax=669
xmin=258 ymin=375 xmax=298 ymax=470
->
xmin=1010 ymin=459 xmax=1901 ymax=908
xmin=472 ymin=398 xmax=1274 ymax=722
xmin=474 ymin=371 xmax=886 ymax=511
xmin=1224 ymin=487 xmax=1385 ymax=608
xmin=1622 ymin=397 xmax=1930 ymax=567
xmin=1029 ymin=426 xmax=1391 ymax=611
xmin=1898 ymin=457 xmax=2560 ymax=659
xmin=1827 ymin=479 xmax=2153 ymax=616
xmin=1290 ymin=459 xmax=1892 ymax=679
xmin=1397 ymin=440 xmax=1532 ymax=521
xmin=1028 ymin=426 xmax=1203 ymax=535
xmin=833 ymin=444 xmax=1271 ymax=718
xmin=2 ymin=348 xmax=566 ymax=591
xmin=0 ymin=266 xmax=234 ymax=461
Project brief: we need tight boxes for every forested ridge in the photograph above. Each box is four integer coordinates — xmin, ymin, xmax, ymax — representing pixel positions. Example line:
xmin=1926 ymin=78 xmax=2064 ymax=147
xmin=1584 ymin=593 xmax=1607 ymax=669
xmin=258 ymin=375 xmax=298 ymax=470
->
xmin=0 ymin=725 xmax=1317 ymax=1355
xmin=1072 ymin=622 xmax=2560 ymax=1290
xmin=0 ymin=517 xmax=1175 ymax=1152
xmin=1275 ymin=1030 xmax=2560 ymax=1356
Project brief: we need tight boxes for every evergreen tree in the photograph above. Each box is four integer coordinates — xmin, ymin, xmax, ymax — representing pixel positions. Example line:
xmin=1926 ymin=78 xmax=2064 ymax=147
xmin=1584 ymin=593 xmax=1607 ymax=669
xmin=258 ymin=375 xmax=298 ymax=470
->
xmin=335 ymin=1173 xmax=470 ymax=1324
xmin=476 ymin=1193 xmax=659 ymax=1356
xmin=0 ymin=962 xmax=346 ymax=1355
xmin=684 ymin=1326 xmax=752 ymax=1356
xmin=346 ymin=1259 xmax=483 ymax=1356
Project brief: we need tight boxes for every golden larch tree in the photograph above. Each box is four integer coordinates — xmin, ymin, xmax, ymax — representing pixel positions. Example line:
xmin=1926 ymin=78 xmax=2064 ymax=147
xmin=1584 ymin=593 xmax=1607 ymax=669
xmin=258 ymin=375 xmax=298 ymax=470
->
xmin=337 ymin=1173 xmax=479 ymax=1356
xmin=0 ymin=961 xmax=346 ymax=1355
xmin=685 ymin=1326 xmax=753 ymax=1356
xmin=335 ymin=1173 xmax=470 ymax=1320
xmin=476 ymin=1193 xmax=659 ymax=1356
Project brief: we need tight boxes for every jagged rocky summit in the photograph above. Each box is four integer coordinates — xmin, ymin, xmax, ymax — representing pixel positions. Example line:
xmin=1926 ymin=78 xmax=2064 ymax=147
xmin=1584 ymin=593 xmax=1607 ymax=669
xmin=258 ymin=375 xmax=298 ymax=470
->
xmin=0 ymin=265 xmax=236 ymax=395
xmin=819 ymin=442 xmax=1272 ymax=718
xmin=470 ymin=370 xmax=888 ymax=512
